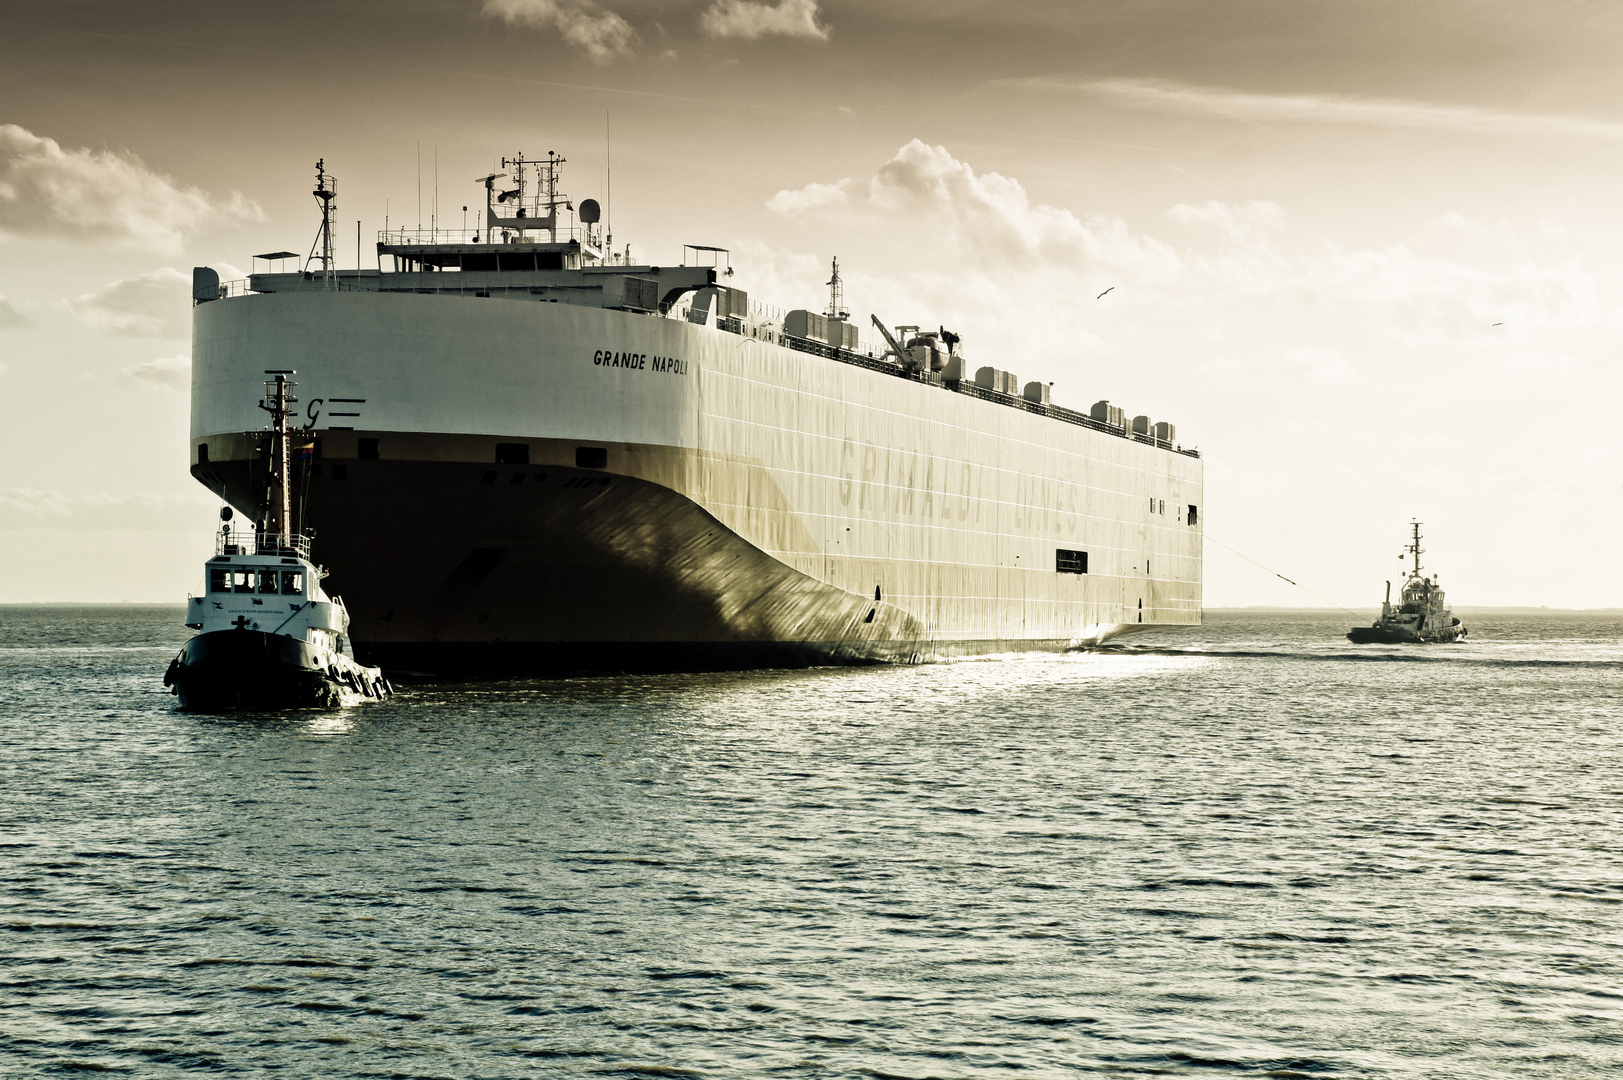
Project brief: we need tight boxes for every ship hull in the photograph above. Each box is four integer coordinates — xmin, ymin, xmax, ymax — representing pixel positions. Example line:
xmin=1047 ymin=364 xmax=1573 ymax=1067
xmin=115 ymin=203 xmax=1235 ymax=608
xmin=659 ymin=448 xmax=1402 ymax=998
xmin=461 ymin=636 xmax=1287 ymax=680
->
xmin=165 ymin=630 xmax=389 ymax=710
xmin=1346 ymin=622 xmax=1466 ymax=644
xmin=190 ymin=291 xmax=1203 ymax=673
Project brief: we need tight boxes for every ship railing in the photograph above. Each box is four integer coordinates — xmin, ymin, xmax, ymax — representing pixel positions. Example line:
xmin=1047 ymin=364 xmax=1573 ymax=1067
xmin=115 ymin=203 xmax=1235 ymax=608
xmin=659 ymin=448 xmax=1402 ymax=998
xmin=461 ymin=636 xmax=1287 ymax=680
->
xmin=236 ymin=273 xmax=389 ymax=297
xmin=216 ymin=530 xmax=313 ymax=559
xmin=377 ymin=225 xmax=593 ymax=246
xmin=208 ymin=278 xmax=253 ymax=299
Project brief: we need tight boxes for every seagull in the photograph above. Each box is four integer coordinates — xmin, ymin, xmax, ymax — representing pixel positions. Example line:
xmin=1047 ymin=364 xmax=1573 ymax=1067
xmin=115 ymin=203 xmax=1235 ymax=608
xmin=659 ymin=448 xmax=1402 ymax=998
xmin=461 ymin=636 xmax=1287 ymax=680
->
xmin=1096 ymin=287 xmax=1114 ymax=299
xmin=1492 ymin=322 xmax=1503 ymax=326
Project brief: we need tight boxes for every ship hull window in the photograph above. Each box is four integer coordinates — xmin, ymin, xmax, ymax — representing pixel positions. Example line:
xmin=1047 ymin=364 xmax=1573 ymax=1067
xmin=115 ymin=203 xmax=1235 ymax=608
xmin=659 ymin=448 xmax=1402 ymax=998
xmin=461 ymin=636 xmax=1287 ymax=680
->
xmin=496 ymin=443 xmax=530 ymax=465
xmin=358 ymin=438 xmax=380 ymax=460
xmin=197 ymin=443 xmax=208 ymax=464
xmin=1188 ymin=504 xmax=1199 ymax=526
xmin=1056 ymin=549 xmax=1088 ymax=574
xmin=576 ymin=446 xmax=608 ymax=469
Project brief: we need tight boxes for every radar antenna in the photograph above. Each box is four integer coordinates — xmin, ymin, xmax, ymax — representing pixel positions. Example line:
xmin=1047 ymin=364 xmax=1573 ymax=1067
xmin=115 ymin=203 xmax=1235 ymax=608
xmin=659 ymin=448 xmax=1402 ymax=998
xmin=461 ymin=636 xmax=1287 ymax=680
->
xmin=305 ymin=160 xmax=337 ymax=289
xmin=825 ymin=256 xmax=848 ymax=321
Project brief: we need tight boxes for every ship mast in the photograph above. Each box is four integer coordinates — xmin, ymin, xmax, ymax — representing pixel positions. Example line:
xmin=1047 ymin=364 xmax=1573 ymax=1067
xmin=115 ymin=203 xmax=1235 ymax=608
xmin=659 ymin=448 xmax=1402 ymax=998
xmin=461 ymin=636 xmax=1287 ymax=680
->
xmin=825 ymin=256 xmax=848 ymax=320
xmin=1404 ymin=520 xmax=1424 ymax=579
xmin=306 ymin=159 xmax=337 ymax=289
xmin=258 ymin=372 xmax=298 ymax=548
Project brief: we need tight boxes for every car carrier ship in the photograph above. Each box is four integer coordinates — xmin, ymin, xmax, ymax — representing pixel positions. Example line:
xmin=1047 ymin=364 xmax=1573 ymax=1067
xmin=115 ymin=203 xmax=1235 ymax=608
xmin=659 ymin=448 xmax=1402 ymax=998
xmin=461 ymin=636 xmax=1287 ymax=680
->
xmin=188 ymin=153 xmax=1203 ymax=673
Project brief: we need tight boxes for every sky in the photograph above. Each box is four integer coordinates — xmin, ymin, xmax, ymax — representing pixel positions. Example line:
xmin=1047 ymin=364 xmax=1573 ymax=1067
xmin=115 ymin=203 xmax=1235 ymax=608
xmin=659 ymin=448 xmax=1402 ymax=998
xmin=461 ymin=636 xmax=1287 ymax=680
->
xmin=2 ymin=0 xmax=1621 ymax=608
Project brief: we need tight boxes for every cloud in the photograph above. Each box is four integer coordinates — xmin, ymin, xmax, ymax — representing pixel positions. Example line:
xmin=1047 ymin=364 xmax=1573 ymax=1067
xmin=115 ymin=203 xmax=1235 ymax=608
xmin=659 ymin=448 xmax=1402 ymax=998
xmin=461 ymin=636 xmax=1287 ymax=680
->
xmin=766 ymin=177 xmax=851 ymax=217
xmin=0 ymin=124 xmax=259 ymax=250
xmin=0 ymin=293 xmax=27 ymax=329
xmin=122 ymin=354 xmax=191 ymax=390
xmin=1019 ymin=77 xmax=1623 ymax=141
xmin=860 ymin=139 xmax=1181 ymax=276
xmin=1167 ymin=200 xmax=1285 ymax=243
xmin=482 ymin=0 xmax=636 ymax=62
xmin=700 ymin=0 xmax=829 ymax=40
xmin=70 ymin=267 xmax=190 ymax=338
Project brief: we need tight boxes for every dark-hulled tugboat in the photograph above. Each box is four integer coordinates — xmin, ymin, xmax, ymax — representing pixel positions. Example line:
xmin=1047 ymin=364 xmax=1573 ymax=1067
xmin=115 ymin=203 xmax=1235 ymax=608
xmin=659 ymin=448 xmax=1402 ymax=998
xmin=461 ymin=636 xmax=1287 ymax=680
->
xmin=1347 ymin=521 xmax=1467 ymax=644
xmin=164 ymin=373 xmax=393 ymax=710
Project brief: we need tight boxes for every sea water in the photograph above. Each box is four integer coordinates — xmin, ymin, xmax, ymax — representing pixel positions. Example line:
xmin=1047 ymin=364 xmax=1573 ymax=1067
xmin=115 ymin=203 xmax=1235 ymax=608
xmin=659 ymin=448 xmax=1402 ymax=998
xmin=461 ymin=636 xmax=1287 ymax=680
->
xmin=1 ymin=607 xmax=1620 ymax=1079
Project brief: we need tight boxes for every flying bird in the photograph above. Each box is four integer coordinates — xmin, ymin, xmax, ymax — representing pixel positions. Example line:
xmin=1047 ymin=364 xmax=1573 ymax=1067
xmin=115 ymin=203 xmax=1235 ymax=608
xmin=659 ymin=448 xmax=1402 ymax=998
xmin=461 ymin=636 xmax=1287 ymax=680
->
xmin=1096 ymin=287 xmax=1114 ymax=299
xmin=1492 ymin=322 xmax=1503 ymax=326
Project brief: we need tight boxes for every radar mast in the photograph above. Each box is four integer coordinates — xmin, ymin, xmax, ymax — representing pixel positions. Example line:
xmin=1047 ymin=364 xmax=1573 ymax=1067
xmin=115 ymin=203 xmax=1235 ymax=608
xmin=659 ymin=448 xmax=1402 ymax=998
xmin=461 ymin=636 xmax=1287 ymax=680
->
xmin=258 ymin=372 xmax=298 ymax=547
xmin=495 ymin=151 xmax=571 ymax=243
xmin=825 ymin=256 xmax=848 ymax=321
xmin=304 ymin=160 xmax=338 ymax=289
xmin=1403 ymin=520 xmax=1425 ymax=579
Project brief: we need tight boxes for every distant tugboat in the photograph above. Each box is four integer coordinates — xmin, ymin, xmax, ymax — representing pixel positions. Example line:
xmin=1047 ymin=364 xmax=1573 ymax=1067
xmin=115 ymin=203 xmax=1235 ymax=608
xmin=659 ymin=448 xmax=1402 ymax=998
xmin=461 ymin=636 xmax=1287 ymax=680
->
xmin=164 ymin=373 xmax=392 ymax=710
xmin=1347 ymin=522 xmax=1467 ymax=644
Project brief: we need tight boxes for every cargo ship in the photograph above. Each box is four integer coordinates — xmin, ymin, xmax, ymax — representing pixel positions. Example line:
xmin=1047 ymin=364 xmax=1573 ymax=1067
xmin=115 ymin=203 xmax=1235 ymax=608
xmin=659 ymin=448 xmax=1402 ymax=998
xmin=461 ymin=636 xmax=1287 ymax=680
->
xmin=188 ymin=153 xmax=1203 ymax=673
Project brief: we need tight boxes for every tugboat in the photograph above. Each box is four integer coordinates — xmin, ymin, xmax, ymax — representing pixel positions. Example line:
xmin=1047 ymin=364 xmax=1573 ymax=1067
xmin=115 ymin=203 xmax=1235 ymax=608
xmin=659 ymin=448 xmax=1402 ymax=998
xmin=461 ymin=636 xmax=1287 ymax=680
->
xmin=164 ymin=373 xmax=393 ymax=709
xmin=1347 ymin=522 xmax=1467 ymax=644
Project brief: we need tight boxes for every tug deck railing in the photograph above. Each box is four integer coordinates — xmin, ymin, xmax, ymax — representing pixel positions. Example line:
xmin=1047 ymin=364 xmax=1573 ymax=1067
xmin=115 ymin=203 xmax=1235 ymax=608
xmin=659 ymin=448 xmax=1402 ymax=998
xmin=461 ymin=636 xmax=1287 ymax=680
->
xmin=216 ymin=531 xmax=313 ymax=559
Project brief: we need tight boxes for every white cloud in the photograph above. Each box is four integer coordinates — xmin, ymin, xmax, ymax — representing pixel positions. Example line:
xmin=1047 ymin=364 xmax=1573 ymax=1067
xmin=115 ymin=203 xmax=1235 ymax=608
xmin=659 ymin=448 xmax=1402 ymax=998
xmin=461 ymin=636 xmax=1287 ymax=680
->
xmin=0 ymin=124 xmax=259 ymax=250
xmin=122 ymin=354 xmax=191 ymax=390
xmin=766 ymin=177 xmax=851 ymax=217
xmin=1167 ymin=200 xmax=1285 ymax=243
xmin=860 ymin=139 xmax=1181 ymax=277
xmin=1019 ymin=77 xmax=1623 ymax=141
xmin=700 ymin=0 xmax=829 ymax=41
xmin=482 ymin=0 xmax=636 ymax=62
xmin=70 ymin=268 xmax=190 ymax=338
xmin=0 ymin=292 xmax=27 ymax=329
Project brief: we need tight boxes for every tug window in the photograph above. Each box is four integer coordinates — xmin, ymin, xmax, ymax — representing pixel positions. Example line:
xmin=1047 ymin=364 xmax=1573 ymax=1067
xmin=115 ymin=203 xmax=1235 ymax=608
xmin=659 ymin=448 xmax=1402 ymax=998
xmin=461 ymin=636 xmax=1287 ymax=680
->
xmin=233 ymin=569 xmax=254 ymax=593
xmin=259 ymin=569 xmax=280 ymax=594
xmin=280 ymin=570 xmax=304 ymax=595
xmin=209 ymin=568 xmax=230 ymax=592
